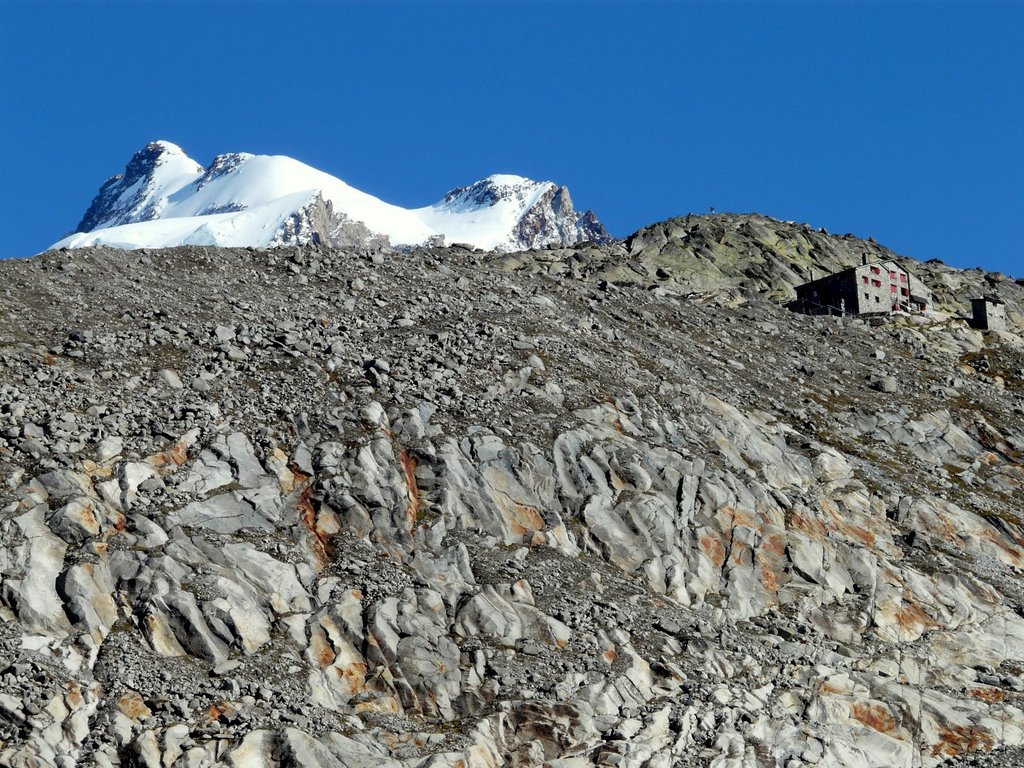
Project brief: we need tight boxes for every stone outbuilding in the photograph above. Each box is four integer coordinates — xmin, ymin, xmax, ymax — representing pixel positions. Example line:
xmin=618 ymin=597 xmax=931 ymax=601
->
xmin=971 ymin=296 xmax=1006 ymax=331
xmin=793 ymin=258 xmax=933 ymax=317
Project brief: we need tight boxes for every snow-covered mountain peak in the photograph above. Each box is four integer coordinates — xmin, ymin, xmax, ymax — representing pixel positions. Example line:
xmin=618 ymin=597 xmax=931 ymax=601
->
xmin=486 ymin=173 xmax=531 ymax=185
xmin=75 ymin=141 xmax=205 ymax=233
xmin=425 ymin=173 xmax=609 ymax=251
xmin=149 ymin=139 xmax=186 ymax=153
xmin=195 ymin=152 xmax=255 ymax=190
xmin=441 ymin=174 xmax=553 ymax=211
xmin=120 ymin=140 xmax=201 ymax=186
xmin=56 ymin=142 xmax=609 ymax=252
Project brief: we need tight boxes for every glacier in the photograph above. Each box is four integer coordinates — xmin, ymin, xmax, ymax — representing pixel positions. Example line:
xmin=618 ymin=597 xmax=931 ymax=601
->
xmin=52 ymin=141 xmax=609 ymax=252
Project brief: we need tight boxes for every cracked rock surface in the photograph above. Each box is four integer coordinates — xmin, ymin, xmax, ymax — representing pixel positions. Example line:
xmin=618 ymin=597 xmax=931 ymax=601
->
xmin=2 ymin=217 xmax=1024 ymax=766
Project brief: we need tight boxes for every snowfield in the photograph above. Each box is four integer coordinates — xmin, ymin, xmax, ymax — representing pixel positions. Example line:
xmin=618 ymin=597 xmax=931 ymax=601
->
xmin=52 ymin=141 xmax=605 ymax=252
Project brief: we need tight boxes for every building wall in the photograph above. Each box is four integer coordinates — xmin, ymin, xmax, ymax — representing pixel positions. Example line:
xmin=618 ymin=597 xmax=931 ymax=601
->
xmin=908 ymin=274 xmax=932 ymax=308
xmin=990 ymin=303 xmax=1007 ymax=330
xmin=796 ymin=273 xmax=856 ymax=314
xmin=851 ymin=261 xmax=925 ymax=314
xmin=795 ymin=261 xmax=932 ymax=316
xmin=972 ymin=299 xmax=1007 ymax=330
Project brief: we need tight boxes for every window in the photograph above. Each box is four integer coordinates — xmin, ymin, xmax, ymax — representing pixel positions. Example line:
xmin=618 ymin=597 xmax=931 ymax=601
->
xmin=862 ymin=275 xmax=869 ymax=284
xmin=890 ymin=271 xmax=897 ymax=280
xmin=900 ymin=274 xmax=907 ymax=283
xmin=891 ymin=285 xmax=897 ymax=293
xmin=875 ymin=296 xmax=880 ymax=303
xmin=871 ymin=266 xmax=881 ymax=275
xmin=901 ymin=288 xmax=909 ymax=296
xmin=864 ymin=292 xmax=869 ymax=300
xmin=872 ymin=279 xmax=882 ymax=287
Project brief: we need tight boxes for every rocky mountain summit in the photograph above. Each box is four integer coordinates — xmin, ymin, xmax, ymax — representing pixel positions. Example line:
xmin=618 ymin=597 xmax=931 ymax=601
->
xmin=53 ymin=142 xmax=609 ymax=253
xmin=507 ymin=213 xmax=1024 ymax=324
xmin=2 ymin=215 xmax=1024 ymax=767
xmin=440 ymin=176 xmax=608 ymax=251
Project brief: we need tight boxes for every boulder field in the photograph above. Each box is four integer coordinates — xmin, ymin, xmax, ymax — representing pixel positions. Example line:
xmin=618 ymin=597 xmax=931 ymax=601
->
xmin=1 ymin=219 xmax=1024 ymax=766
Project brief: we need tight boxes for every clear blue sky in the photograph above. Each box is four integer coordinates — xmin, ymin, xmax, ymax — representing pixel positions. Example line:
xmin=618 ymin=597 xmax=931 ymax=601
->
xmin=1 ymin=1 xmax=1021 ymax=275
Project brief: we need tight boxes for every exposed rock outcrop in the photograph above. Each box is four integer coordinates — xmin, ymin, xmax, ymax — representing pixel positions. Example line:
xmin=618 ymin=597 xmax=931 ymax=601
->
xmin=501 ymin=213 xmax=1024 ymax=328
xmin=2 ymin=224 xmax=1024 ymax=766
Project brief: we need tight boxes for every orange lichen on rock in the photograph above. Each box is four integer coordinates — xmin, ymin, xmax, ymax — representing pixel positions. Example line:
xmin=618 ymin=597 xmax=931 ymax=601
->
xmin=968 ymin=686 xmax=1008 ymax=702
xmin=699 ymin=533 xmax=727 ymax=568
xmin=78 ymin=504 xmax=100 ymax=533
xmin=100 ymin=513 xmax=128 ymax=543
xmin=840 ymin=523 xmax=877 ymax=548
xmin=297 ymin=487 xmax=329 ymax=567
xmin=759 ymin=532 xmax=786 ymax=556
xmin=64 ymin=683 xmax=84 ymax=708
xmin=117 ymin=691 xmax=152 ymax=720
xmin=758 ymin=562 xmax=781 ymax=593
xmin=756 ymin=532 xmax=787 ymax=592
xmin=310 ymin=628 xmax=336 ymax=668
xmin=148 ymin=440 xmax=190 ymax=472
xmin=399 ymin=448 xmax=419 ymax=527
xmin=790 ymin=509 xmax=827 ymax=537
xmin=341 ymin=660 xmax=368 ymax=692
xmin=894 ymin=601 xmax=937 ymax=633
xmin=717 ymin=506 xmax=757 ymax=531
xmin=851 ymin=702 xmax=899 ymax=736
xmin=203 ymin=701 xmax=238 ymax=725
xmin=931 ymin=725 xmax=996 ymax=758
xmin=510 ymin=504 xmax=545 ymax=536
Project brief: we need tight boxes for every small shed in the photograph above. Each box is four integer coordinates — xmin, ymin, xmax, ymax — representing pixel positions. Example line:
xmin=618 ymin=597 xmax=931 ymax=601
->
xmin=971 ymin=296 xmax=1006 ymax=331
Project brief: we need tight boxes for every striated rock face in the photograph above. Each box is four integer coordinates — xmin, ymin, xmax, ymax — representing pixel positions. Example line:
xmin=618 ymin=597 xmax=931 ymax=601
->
xmin=2 ymin=228 xmax=1024 ymax=766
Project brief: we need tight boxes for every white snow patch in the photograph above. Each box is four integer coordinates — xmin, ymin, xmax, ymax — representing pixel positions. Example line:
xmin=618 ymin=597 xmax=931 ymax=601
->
xmin=54 ymin=144 xmax=589 ymax=252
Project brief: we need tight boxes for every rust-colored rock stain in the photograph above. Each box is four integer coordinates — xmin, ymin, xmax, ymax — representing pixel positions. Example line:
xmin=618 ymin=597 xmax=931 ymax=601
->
xmin=297 ymin=486 xmax=328 ymax=567
xmin=510 ymin=504 xmax=545 ymax=535
xmin=968 ymin=686 xmax=1007 ymax=702
xmin=699 ymin=533 xmax=727 ymax=568
xmin=118 ymin=691 xmax=152 ymax=720
xmin=851 ymin=702 xmax=898 ymax=735
xmin=399 ymin=448 xmax=419 ymax=527
xmin=931 ymin=725 xmax=995 ymax=758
